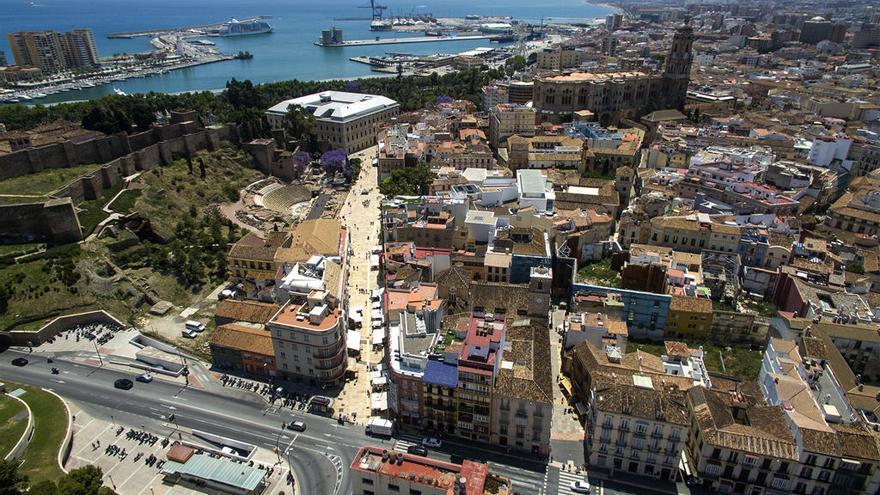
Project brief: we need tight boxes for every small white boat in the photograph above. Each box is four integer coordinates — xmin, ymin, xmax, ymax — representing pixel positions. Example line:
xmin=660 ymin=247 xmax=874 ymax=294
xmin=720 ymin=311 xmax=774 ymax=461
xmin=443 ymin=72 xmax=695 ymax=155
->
xmin=113 ymin=87 xmax=127 ymax=96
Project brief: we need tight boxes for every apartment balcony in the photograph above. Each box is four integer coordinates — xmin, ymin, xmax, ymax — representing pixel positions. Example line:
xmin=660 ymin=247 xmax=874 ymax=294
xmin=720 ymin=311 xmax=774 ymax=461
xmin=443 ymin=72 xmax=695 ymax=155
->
xmin=651 ymin=431 xmax=663 ymax=439
xmin=313 ymin=339 xmax=346 ymax=360
xmin=314 ymin=352 xmax=346 ymax=371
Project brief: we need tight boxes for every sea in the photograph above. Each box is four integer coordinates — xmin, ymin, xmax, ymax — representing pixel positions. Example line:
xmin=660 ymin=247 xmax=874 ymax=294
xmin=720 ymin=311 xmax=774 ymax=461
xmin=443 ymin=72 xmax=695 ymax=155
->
xmin=0 ymin=0 xmax=612 ymax=104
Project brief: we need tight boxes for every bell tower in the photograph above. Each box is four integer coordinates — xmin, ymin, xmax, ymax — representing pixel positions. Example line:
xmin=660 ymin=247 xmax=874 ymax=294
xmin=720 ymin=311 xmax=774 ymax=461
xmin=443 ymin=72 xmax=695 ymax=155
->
xmin=662 ymin=20 xmax=694 ymax=109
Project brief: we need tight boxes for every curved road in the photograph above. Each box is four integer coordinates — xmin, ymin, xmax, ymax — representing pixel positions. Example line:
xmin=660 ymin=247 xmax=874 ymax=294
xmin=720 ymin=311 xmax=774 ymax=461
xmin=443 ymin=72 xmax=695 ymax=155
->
xmin=0 ymin=350 xmax=342 ymax=495
xmin=0 ymin=349 xmax=554 ymax=494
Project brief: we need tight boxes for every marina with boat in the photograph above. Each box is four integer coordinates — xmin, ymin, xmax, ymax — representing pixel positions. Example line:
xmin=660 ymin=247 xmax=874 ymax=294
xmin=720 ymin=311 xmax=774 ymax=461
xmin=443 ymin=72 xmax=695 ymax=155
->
xmin=1 ymin=16 xmax=271 ymax=104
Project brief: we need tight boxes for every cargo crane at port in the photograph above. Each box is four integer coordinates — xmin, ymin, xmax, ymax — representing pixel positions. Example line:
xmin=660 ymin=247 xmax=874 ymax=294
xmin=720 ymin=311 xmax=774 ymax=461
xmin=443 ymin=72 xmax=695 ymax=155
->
xmin=359 ymin=0 xmax=388 ymax=20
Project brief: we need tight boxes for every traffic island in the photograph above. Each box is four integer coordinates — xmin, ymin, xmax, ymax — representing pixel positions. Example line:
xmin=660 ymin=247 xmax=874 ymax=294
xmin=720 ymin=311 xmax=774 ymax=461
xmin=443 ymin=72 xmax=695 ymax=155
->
xmin=3 ymin=383 xmax=69 ymax=483
xmin=0 ymin=392 xmax=31 ymax=459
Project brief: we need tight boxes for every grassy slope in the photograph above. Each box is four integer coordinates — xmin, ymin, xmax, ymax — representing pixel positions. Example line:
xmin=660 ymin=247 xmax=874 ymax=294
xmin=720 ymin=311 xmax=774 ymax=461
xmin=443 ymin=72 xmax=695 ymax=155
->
xmin=0 ymin=243 xmax=44 ymax=258
xmin=0 ymin=163 xmax=102 ymax=196
xmin=11 ymin=384 xmax=68 ymax=483
xmin=107 ymin=189 xmax=142 ymax=214
xmin=0 ymin=395 xmax=28 ymax=458
xmin=0 ymin=253 xmax=93 ymax=331
xmin=134 ymin=149 xmax=262 ymax=232
xmin=77 ymin=184 xmax=123 ymax=236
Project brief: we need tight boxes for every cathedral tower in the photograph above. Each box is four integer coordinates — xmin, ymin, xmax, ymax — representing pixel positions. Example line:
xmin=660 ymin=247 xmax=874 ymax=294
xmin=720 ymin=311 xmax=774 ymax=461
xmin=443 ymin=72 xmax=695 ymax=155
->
xmin=662 ymin=21 xmax=694 ymax=109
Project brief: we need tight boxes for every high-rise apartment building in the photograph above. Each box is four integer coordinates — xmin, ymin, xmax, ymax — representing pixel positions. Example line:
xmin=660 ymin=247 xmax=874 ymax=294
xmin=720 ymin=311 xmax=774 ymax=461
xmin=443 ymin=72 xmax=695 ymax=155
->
xmin=61 ymin=29 xmax=99 ymax=69
xmin=6 ymin=29 xmax=99 ymax=73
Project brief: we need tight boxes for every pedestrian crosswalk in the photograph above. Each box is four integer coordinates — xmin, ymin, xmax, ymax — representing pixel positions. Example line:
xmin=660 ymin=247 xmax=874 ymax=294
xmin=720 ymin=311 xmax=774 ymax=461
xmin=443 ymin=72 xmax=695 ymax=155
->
xmin=557 ymin=469 xmax=597 ymax=495
xmin=393 ymin=433 xmax=421 ymax=453
xmin=489 ymin=462 xmax=548 ymax=495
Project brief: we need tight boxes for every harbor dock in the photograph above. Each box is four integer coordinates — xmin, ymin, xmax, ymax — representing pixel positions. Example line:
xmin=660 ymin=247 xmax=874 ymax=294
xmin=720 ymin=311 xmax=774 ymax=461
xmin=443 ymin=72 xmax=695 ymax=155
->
xmin=316 ymin=34 xmax=497 ymax=47
xmin=108 ymin=16 xmax=270 ymax=38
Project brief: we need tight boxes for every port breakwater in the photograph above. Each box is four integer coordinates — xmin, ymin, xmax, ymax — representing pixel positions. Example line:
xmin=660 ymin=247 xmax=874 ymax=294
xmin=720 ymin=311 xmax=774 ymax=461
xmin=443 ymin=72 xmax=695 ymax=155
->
xmin=108 ymin=16 xmax=271 ymax=38
xmin=315 ymin=34 xmax=498 ymax=47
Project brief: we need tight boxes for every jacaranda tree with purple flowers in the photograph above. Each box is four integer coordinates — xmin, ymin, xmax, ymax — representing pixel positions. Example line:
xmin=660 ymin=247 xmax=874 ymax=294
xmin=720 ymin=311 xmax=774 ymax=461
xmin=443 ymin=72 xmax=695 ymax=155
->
xmin=320 ymin=149 xmax=347 ymax=175
xmin=292 ymin=150 xmax=311 ymax=177
xmin=344 ymin=80 xmax=362 ymax=93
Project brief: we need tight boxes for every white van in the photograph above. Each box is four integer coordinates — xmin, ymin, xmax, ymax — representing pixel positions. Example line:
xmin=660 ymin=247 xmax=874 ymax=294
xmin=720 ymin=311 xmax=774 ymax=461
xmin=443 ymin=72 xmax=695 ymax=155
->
xmin=185 ymin=320 xmax=206 ymax=333
xmin=365 ymin=417 xmax=394 ymax=437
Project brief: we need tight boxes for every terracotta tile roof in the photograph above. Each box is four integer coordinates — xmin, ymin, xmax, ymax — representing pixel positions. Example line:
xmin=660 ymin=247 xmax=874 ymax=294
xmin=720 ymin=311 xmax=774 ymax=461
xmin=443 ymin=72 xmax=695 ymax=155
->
xmin=210 ymin=323 xmax=275 ymax=357
xmin=493 ymin=319 xmax=553 ymax=405
xmin=651 ymin=215 xmax=741 ymax=235
xmin=664 ymin=341 xmax=691 ymax=361
xmin=669 ymin=296 xmax=713 ymax=314
xmin=470 ymin=282 xmax=529 ymax=317
xmin=228 ymin=231 xmax=288 ymax=262
xmin=689 ymin=386 xmax=799 ymax=460
xmin=570 ymin=341 xmax=695 ymax=391
xmin=275 ymin=218 xmax=342 ymax=263
xmin=214 ymin=300 xmax=282 ymax=325
xmin=800 ymin=427 xmax=841 ymax=457
xmin=832 ymin=422 xmax=880 ymax=460
xmin=592 ymin=373 xmax=690 ymax=426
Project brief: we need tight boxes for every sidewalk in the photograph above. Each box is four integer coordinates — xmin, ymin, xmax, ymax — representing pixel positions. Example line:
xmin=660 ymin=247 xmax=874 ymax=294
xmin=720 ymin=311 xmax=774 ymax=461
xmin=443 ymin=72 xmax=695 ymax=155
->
xmin=336 ymin=146 xmax=383 ymax=425
xmin=64 ymin=401 xmax=294 ymax=495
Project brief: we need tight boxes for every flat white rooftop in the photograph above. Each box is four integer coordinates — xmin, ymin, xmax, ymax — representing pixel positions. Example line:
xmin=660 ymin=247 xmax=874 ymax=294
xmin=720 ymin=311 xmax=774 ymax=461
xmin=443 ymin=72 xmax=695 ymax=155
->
xmin=267 ymin=91 xmax=398 ymax=123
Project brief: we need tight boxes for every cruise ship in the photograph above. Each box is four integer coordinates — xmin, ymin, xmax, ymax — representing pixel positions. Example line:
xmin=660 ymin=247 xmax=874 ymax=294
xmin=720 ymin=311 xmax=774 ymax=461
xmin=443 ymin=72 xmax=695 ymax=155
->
xmin=370 ymin=19 xmax=393 ymax=31
xmin=218 ymin=18 xmax=273 ymax=36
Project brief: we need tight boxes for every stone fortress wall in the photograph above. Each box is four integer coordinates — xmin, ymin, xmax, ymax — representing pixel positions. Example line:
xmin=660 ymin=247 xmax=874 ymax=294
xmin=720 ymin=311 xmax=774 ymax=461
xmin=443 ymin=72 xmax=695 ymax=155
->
xmin=0 ymin=111 xmax=238 ymax=245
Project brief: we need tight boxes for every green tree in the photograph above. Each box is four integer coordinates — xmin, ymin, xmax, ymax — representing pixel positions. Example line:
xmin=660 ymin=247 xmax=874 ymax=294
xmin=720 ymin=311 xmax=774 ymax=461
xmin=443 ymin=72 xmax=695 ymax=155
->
xmin=225 ymin=78 xmax=263 ymax=111
xmin=29 ymin=481 xmax=59 ymax=495
xmin=504 ymin=55 xmax=526 ymax=75
xmin=81 ymin=106 xmax=117 ymax=134
xmin=380 ymin=163 xmax=435 ymax=197
xmin=57 ymin=465 xmax=107 ymax=495
xmin=128 ymin=100 xmax=155 ymax=131
xmin=284 ymin=106 xmax=315 ymax=142
xmin=0 ymin=284 xmax=10 ymax=314
xmin=0 ymin=459 xmax=28 ymax=495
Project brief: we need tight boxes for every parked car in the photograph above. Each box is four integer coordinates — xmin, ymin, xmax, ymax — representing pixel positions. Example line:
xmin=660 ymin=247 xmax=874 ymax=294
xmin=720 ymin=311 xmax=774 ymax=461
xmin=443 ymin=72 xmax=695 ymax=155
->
xmin=288 ymin=421 xmax=307 ymax=432
xmin=570 ymin=480 xmax=591 ymax=493
xmin=421 ymin=437 xmax=442 ymax=448
xmin=11 ymin=357 xmax=28 ymax=367
xmin=114 ymin=378 xmax=134 ymax=390
xmin=185 ymin=320 xmax=206 ymax=333
xmin=136 ymin=373 xmax=153 ymax=383
xmin=181 ymin=329 xmax=198 ymax=339
xmin=406 ymin=445 xmax=428 ymax=456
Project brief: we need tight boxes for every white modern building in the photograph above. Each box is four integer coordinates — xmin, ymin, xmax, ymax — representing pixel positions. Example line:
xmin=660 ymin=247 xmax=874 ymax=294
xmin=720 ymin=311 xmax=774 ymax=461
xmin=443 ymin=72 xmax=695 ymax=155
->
xmin=266 ymin=91 xmax=399 ymax=153
xmin=517 ymin=169 xmax=554 ymax=212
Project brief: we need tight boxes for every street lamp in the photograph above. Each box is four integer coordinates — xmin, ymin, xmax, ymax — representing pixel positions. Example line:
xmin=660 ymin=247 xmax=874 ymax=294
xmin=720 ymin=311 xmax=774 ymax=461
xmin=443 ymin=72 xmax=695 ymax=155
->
xmin=93 ymin=339 xmax=104 ymax=367
xmin=275 ymin=422 xmax=284 ymax=463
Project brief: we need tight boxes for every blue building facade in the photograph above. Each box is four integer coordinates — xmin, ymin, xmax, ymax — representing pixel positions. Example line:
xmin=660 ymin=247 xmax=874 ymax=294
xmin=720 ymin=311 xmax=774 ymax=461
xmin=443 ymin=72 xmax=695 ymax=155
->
xmin=571 ymin=283 xmax=671 ymax=341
